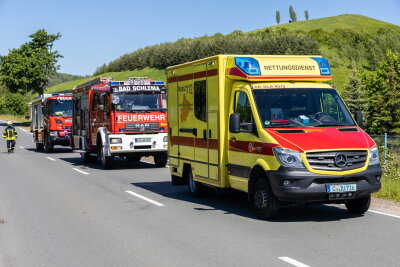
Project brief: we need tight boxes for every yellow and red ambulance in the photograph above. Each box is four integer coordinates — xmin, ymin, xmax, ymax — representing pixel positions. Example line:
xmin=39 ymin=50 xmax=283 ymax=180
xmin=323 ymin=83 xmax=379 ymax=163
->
xmin=166 ymin=55 xmax=382 ymax=219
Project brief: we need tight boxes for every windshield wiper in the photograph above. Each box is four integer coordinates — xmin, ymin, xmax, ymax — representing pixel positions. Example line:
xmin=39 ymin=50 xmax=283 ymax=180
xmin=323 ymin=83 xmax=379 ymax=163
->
xmin=314 ymin=123 xmax=350 ymax=127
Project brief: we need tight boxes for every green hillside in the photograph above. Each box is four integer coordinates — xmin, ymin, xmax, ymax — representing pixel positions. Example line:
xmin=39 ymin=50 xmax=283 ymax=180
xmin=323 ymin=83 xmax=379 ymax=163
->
xmin=46 ymin=68 xmax=164 ymax=93
xmin=254 ymin=14 xmax=400 ymax=34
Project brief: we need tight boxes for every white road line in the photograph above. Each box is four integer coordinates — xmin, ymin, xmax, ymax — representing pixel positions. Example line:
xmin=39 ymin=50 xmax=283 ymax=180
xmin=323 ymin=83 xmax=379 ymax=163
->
xmin=368 ymin=209 xmax=400 ymax=219
xmin=17 ymin=127 xmax=32 ymax=135
xmin=46 ymin=157 xmax=56 ymax=161
xmin=19 ymin=146 xmax=24 ymax=149
xmin=278 ymin=257 xmax=310 ymax=267
xmin=72 ymin=168 xmax=89 ymax=175
xmin=125 ymin=190 xmax=164 ymax=207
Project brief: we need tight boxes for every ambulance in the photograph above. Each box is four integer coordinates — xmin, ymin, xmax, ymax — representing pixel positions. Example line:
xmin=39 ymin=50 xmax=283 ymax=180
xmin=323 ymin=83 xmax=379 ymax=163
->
xmin=166 ymin=55 xmax=382 ymax=219
xmin=30 ymin=92 xmax=73 ymax=152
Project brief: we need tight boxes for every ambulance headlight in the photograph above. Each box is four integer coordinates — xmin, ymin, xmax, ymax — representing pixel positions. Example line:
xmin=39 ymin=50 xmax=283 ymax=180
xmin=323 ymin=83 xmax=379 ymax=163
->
xmin=369 ymin=146 xmax=380 ymax=165
xmin=110 ymin=138 xmax=122 ymax=144
xmin=163 ymin=136 xmax=168 ymax=142
xmin=235 ymin=57 xmax=261 ymax=75
xmin=273 ymin=147 xmax=305 ymax=168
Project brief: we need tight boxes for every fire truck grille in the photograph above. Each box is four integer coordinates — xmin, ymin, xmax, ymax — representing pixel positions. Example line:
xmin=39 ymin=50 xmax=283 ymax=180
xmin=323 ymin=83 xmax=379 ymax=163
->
xmin=305 ymin=150 xmax=368 ymax=171
xmin=125 ymin=123 xmax=159 ymax=132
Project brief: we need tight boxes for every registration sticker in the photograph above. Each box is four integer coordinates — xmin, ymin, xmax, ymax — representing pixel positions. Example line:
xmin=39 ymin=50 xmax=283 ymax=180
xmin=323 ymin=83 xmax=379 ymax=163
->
xmin=326 ymin=184 xmax=357 ymax=193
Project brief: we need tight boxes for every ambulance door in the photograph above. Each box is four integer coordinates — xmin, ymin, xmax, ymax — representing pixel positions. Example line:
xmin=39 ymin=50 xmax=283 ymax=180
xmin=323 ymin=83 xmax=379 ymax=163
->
xmin=176 ymin=74 xmax=195 ymax=164
xmin=193 ymin=63 xmax=209 ymax=180
xmin=227 ymin=90 xmax=258 ymax=192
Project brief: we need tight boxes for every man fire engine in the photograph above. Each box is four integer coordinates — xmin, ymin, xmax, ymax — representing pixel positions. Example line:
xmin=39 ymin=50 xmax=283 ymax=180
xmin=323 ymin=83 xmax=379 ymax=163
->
xmin=72 ymin=77 xmax=168 ymax=169
xmin=30 ymin=93 xmax=73 ymax=152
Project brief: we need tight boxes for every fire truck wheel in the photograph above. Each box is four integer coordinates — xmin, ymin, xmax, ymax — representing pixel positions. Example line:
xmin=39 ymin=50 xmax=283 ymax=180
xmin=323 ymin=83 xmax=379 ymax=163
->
xmin=154 ymin=153 xmax=168 ymax=167
xmin=345 ymin=194 xmax=371 ymax=214
xmin=36 ymin=143 xmax=44 ymax=151
xmin=187 ymin=167 xmax=208 ymax=197
xmin=99 ymin=144 xmax=112 ymax=169
xmin=252 ymin=178 xmax=279 ymax=219
xmin=44 ymin=134 xmax=54 ymax=153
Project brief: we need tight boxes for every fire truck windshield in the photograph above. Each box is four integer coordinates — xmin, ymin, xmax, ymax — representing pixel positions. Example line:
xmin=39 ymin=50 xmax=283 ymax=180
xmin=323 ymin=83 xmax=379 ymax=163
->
xmin=112 ymin=92 xmax=166 ymax=112
xmin=50 ymin=100 xmax=72 ymax=117
xmin=252 ymin=88 xmax=356 ymax=128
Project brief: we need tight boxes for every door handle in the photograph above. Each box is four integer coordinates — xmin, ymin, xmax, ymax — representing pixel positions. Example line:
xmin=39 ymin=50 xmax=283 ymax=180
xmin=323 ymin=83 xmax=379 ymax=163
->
xmin=231 ymin=137 xmax=236 ymax=141
xmin=203 ymin=129 xmax=207 ymax=141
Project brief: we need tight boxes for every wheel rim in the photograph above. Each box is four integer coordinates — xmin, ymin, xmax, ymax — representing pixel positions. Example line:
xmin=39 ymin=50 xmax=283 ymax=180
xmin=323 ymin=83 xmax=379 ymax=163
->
xmin=254 ymin=186 xmax=268 ymax=209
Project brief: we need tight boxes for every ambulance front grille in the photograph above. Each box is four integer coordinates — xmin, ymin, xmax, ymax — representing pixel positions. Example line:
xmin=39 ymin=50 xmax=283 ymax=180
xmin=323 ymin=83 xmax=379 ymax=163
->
xmin=306 ymin=150 xmax=368 ymax=171
xmin=125 ymin=123 xmax=159 ymax=132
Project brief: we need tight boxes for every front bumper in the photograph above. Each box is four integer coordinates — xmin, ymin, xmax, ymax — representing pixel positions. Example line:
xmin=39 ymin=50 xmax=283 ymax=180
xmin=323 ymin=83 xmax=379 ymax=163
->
xmin=49 ymin=134 xmax=71 ymax=146
xmin=108 ymin=133 xmax=167 ymax=155
xmin=267 ymin=164 xmax=382 ymax=202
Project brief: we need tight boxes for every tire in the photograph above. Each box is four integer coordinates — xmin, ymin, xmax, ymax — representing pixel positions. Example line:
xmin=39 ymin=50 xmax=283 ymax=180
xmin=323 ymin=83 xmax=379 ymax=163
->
xmin=154 ymin=153 xmax=168 ymax=167
xmin=99 ymin=143 xmax=112 ymax=169
xmin=252 ymin=177 xmax=279 ymax=219
xmin=172 ymin=174 xmax=187 ymax=186
xmin=43 ymin=134 xmax=54 ymax=153
xmin=80 ymin=152 xmax=92 ymax=163
xmin=345 ymin=194 xmax=371 ymax=214
xmin=187 ymin=167 xmax=208 ymax=197
xmin=36 ymin=142 xmax=44 ymax=151
xmin=126 ymin=155 xmax=141 ymax=162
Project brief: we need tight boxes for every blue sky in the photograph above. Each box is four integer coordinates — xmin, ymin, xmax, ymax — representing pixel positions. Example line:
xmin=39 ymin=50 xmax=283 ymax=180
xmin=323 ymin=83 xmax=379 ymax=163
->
xmin=0 ymin=0 xmax=399 ymax=76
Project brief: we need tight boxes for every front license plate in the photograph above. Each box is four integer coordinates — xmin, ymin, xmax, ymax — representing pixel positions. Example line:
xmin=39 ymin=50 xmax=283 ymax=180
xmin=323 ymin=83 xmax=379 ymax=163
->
xmin=135 ymin=138 xmax=151 ymax=143
xmin=326 ymin=184 xmax=357 ymax=193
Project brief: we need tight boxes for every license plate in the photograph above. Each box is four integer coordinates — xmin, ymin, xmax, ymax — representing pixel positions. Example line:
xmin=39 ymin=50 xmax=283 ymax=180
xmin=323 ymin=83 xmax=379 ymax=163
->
xmin=135 ymin=138 xmax=151 ymax=143
xmin=326 ymin=184 xmax=357 ymax=193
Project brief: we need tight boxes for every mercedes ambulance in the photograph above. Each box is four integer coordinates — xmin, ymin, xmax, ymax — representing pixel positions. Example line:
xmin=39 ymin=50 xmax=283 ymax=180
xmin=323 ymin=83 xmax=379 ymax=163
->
xmin=166 ymin=55 xmax=382 ymax=219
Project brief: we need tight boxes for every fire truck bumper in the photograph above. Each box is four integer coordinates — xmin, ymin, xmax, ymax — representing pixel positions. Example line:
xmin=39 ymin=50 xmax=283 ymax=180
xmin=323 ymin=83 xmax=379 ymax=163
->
xmin=267 ymin=164 xmax=382 ymax=203
xmin=108 ymin=133 xmax=168 ymax=154
xmin=49 ymin=133 xmax=71 ymax=146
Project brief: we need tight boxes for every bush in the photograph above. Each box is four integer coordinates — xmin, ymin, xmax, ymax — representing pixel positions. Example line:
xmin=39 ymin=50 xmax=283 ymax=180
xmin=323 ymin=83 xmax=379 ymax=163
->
xmin=0 ymin=93 xmax=29 ymax=115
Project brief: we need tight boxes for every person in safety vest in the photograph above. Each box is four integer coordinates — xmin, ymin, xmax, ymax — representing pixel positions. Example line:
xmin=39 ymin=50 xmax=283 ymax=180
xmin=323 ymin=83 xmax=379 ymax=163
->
xmin=3 ymin=121 xmax=18 ymax=153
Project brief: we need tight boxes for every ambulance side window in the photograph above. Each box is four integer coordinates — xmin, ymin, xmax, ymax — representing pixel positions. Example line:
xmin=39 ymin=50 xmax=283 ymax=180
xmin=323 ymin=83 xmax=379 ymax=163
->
xmin=235 ymin=92 xmax=254 ymax=131
xmin=194 ymin=80 xmax=207 ymax=122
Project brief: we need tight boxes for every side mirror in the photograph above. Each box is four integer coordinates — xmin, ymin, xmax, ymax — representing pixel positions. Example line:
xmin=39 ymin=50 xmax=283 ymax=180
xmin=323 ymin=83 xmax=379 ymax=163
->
xmin=98 ymin=104 xmax=105 ymax=111
xmin=355 ymin=111 xmax=363 ymax=127
xmin=229 ymin=113 xmax=240 ymax=133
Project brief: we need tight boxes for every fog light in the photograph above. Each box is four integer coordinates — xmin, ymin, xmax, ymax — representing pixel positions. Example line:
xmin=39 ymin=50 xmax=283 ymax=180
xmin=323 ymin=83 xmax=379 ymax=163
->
xmin=152 ymin=141 xmax=156 ymax=148
xmin=283 ymin=180 xmax=292 ymax=187
xmin=163 ymin=144 xmax=168 ymax=149
xmin=111 ymin=146 xmax=122 ymax=150
xmin=163 ymin=136 xmax=168 ymax=142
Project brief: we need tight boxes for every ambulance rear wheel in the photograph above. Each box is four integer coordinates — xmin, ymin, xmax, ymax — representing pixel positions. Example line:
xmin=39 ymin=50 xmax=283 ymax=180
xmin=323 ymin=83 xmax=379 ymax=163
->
xmin=99 ymin=143 xmax=112 ymax=169
xmin=252 ymin=178 xmax=279 ymax=219
xmin=44 ymin=134 xmax=54 ymax=153
xmin=187 ymin=167 xmax=207 ymax=197
xmin=154 ymin=153 xmax=168 ymax=167
xmin=345 ymin=194 xmax=371 ymax=214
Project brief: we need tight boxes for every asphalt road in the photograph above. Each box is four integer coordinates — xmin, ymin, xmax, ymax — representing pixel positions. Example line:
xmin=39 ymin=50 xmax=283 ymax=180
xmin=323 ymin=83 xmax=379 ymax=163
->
xmin=1 ymin=121 xmax=399 ymax=267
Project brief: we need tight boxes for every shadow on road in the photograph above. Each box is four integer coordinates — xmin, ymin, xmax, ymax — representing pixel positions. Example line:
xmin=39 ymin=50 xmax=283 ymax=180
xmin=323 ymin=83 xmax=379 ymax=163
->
xmin=25 ymin=147 xmax=73 ymax=154
xmin=58 ymin=155 xmax=160 ymax=171
xmin=132 ymin=181 xmax=363 ymax=222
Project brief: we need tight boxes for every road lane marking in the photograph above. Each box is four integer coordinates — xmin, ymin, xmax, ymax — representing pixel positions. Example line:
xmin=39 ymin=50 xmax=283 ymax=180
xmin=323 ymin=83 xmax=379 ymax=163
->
xmin=17 ymin=127 xmax=32 ymax=135
xmin=72 ymin=168 xmax=89 ymax=175
xmin=20 ymin=146 xmax=24 ymax=149
xmin=46 ymin=157 xmax=56 ymax=161
xmin=278 ymin=257 xmax=310 ymax=267
xmin=368 ymin=209 xmax=400 ymax=219
xmin=125 ymin=190 xmax=164 ymax=207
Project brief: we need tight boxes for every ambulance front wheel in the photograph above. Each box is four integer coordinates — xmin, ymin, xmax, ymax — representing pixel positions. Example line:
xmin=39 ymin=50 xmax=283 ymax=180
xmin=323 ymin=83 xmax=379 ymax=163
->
xmin=252 ymin=178 xmax=279 ymax=219
xmin=345 ymin=194 xmax=371 ymax=214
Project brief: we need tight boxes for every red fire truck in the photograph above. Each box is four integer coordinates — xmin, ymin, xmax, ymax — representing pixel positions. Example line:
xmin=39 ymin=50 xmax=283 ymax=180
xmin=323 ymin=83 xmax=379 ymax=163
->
xmin=72 ymin=77 xmax=168 ymax=169
xmin=30 ymin=93 xmax=73 ymax=152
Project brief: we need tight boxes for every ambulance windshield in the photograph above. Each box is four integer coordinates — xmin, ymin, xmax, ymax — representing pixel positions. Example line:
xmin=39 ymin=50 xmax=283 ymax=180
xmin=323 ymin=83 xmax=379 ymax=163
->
xmin=112 ymin=92 xmax=166 ymax=112
xmin=50 ymin=100 xmax=72 ymax=117
xmin=252 ymin=89 xmax=356 ymax=128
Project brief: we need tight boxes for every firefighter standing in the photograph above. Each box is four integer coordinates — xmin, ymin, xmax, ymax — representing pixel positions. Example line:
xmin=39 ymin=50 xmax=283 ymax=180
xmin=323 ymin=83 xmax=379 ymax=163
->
xmin=3 ymin=121 xmax=18 ymax=153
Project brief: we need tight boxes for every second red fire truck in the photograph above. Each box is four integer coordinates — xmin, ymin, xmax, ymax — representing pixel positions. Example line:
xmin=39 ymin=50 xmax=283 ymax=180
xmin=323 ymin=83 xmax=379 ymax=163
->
xmin=72 ymin=77 xmax=168 ymax=169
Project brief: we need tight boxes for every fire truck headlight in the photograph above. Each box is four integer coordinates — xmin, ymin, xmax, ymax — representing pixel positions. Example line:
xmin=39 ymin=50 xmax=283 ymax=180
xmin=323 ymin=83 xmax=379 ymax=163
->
xmin=55 ymin=119 xmax=63 ymax=125
xmin=369 ymin=146 xmax=380 ymax=165
xmin=110 ymin=138 xmax=122 ymax=144
xmin=49 ymin=131 xmax=58 ymax=137
xmin=273 ymin=147 xmax=305 ymax=168
xmin=163 ymin=136 xmax=168 ymax=142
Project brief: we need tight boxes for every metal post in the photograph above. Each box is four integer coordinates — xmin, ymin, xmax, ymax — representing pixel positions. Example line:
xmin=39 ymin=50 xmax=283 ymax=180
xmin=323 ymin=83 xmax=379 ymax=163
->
xmin=384 ymin=133 xmax=388 ymax=165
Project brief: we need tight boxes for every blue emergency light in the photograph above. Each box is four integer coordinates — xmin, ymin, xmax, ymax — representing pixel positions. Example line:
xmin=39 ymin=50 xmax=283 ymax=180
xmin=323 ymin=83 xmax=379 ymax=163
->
xmin=155 ymin=81 xmax=164 ymax=85
xmin=109 ymin=81 xmax=119 ymax=85
xmin=235 ymin=57 xmax=261 ymax=75
xmin=311 ymin=57 xmax=331 ymax=76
